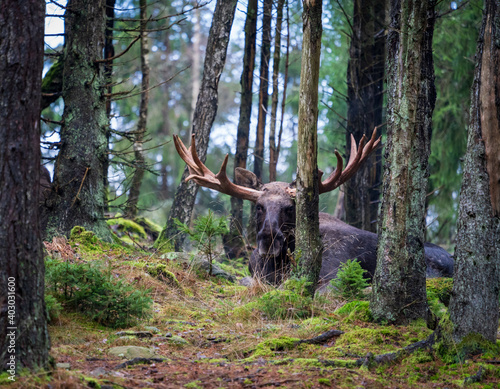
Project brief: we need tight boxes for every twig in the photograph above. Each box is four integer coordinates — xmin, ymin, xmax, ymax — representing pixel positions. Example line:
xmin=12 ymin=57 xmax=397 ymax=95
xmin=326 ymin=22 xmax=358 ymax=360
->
xmin=71 ymin=167 xmax=89 ymax=208
xmin=95 ymin=35 xmax=140 ymax=63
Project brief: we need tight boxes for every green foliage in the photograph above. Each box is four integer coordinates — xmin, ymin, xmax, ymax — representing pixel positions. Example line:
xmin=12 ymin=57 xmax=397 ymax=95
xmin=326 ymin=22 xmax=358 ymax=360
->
xmin=330 ymin=259 xmax=369 ymax=301
xmin=45 ymin=293 xmax=62 ymax=323
xmin=255 ymin=278 xmax=314 ymax=320
xmin=335 ymin=301 xmax=373 ymax=322
xmin=107 ymin=217 xmax=147 ymax=240
xmin=146 ymin=263 xmax=181 ymax=289
xmin=426 ymin=278 xmax=453 ymax=319
xmin=175 ymin=210 xmax=229 ymax=276
xmin=45 ymin=258 xmax=152 ymax=328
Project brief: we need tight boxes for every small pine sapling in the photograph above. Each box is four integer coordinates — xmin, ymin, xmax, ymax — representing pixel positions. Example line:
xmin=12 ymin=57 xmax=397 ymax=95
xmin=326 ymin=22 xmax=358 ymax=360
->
xmin=330 ymin=259 xmax=369 ymax=301
xmin=175 ymin=210 xmax=229 ymax=276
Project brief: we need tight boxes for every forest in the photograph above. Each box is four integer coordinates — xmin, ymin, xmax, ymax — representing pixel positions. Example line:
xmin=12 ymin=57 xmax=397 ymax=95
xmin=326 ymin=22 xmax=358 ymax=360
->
xmin=1 ymin=0 xmax=499 ymax=387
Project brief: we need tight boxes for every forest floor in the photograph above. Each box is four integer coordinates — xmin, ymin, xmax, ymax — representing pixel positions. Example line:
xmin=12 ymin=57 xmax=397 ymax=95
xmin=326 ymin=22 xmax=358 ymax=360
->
xmin=3 ymin=226 xmax=500 ymax=389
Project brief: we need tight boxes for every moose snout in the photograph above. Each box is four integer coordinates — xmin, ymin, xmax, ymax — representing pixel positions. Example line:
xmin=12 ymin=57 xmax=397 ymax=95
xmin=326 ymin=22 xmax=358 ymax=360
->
xmin=257 ymin=220 xmax=285 ymax=257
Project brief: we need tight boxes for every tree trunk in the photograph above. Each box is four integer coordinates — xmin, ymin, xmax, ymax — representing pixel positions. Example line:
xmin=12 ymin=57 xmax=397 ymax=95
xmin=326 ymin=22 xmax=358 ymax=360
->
xmin=344 ymin=0 xmax=385 ymax=232
xmin=294 ymin=0 xmax=323 ymax=296
xmin=224 ymin=0 xmax=258 ymax=258
xmin=156 ymin=0 xmax=238 ymax=251
xmin=0 ymin=0 xmax=50 ymax=371
xmin=370 ymin=0 xmax=436 ymax=324
xmin=448 ymin=0 xmax=500 ymax=344
xmin=125 ymin=0 xmax=150 ymax=218
xmin=253 ymin=0 xmax=273 ymax=181
xmin=190 ymin=7 xmax=202 ymax=124
xmin=46 ymin=0 xmax=112 ymax=241
xmin=269 ymin=0 xmax=286 ymax=182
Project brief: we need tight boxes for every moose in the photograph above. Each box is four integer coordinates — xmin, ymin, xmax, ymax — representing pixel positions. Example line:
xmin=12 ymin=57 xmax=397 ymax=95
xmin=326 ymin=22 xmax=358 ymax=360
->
xmin=174 ymin=132 xmax=454 ymax=289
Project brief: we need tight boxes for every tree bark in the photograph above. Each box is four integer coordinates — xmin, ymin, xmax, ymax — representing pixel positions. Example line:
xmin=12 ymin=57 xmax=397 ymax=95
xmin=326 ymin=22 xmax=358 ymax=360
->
xmin=125 ymin=0 xmax=150 ymax=218
xmin=370 ymin=0 xmax=436 ymax=324
xmin=156 ymin=0 xmax=238 ymax=251
xmin=448 ymin=0 xmax=500 ymax=343
xmin=294 ymin=0 xmax=323 ymax=296
xmin=344 ymin=0 xmax=385 ymax=232
xmin=224 ymin=0 xmax=258 ymax=258
xmin=0 ymin=0 xmax=50 ymax=371
xmin=46 ymin=0 xmax=112 ymax=241
xmin=253 ymin=0 xmax=273 ymax=181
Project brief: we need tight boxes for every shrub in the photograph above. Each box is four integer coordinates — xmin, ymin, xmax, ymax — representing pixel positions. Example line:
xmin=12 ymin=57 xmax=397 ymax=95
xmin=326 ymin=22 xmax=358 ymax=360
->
xmin=255 ymin=278 xmax=313 ymax=320
xmin=45 ymin=258 xmax=152 ymax=328
xmin=175 ymin=210 xmax=229 ymax=276
xmin=330 ymin=259 xmax=369 ymax=301
xmin=45 ymin=293 xmax=62 ymax=323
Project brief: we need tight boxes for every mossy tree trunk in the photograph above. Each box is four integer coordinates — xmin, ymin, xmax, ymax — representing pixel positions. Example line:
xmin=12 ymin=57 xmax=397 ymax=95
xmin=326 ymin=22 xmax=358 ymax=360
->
xmin=156 ymin=0 xmax=238 ymax=251
xmin=448 ymin=0 xmax=500 ymax=344
xmin=344 ymin=0 xmax=385 ymax=232
xmin=0 ymin=0 xmax=50 ymax=371
xmin=224 ymin=0 xmax=258 ymax=258
xmin=46 ymin=0 xmax=112 ymax=241
xmin=294 ymin=0 xmax=323 ymax=296
xmin=370 ymin=0 xmax=436 ymax=324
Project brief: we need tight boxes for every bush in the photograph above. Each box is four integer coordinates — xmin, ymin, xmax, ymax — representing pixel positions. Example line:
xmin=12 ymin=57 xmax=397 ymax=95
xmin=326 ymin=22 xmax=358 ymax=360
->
xmin=45 ymin=293 xmax=62 ymax=323
xmin=330 ymin=259 xmax=369 ymax=301
xmin=45 ymin=258 xmax=152 ymax=328
xmin=175 ymin=210 xmax=229 ymax=276
xmin=255 ymin=278 xmax=313 ymax=320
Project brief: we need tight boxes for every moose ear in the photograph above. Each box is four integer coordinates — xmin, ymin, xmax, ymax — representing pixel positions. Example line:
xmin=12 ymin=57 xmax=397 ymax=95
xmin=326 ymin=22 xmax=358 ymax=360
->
xmin=235 ymin=168 xmax=263 ymax=190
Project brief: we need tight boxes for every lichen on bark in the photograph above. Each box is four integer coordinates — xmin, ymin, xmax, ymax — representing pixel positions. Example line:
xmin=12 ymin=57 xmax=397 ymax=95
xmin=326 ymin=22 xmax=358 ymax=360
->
xmin=370 ymin=0 xmax=437 ymax=324
xmin=46 ymin=0 xmax=112 ymax=242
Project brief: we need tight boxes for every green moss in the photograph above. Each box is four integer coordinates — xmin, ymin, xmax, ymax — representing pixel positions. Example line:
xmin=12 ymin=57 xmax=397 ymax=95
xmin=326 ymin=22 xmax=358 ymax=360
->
xmin=184 ymin=380 xmax=203 ymax=389
xmin=246 ymin=336 xmax=300 ymax=361
xmin=70 ymin=226 xmax=101 ymax=249
xmin=318 ymin=378 xmax=331 ymax=386
xmin=335 ymin=300 xmax=373 ymax=322
xmin=107 ymin=218 xmax=147 ymax=239
xmin=146 ymin=263 xmax=181 ymax=289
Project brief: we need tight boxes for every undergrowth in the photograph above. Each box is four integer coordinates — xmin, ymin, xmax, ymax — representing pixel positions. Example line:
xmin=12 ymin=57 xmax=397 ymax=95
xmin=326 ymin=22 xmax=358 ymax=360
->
xmin=45 ymin=258 xmax=152 ymax=328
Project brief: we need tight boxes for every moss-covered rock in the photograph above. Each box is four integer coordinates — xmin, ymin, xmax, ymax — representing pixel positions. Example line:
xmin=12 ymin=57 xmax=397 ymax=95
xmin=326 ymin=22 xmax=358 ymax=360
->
xmin=107 ymin=217 xmax=147 ymax=240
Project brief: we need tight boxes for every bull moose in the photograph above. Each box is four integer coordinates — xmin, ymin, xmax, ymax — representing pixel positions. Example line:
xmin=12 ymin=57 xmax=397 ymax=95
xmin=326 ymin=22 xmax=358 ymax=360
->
xmin=174 ymin=132 xmax=454 ymax=289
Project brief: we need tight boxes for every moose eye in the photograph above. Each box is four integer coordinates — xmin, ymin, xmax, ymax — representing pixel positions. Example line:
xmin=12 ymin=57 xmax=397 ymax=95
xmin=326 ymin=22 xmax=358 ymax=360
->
xmin=256 ymin=204 xmax=264 ymax=213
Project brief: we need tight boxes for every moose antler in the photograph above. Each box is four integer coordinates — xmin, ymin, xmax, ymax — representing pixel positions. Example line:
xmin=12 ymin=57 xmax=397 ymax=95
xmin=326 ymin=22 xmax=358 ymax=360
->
xmin=318 ymin=128 xmax=381 ymax=194
xmin=173 ymin=134 xmax=263 ymax=202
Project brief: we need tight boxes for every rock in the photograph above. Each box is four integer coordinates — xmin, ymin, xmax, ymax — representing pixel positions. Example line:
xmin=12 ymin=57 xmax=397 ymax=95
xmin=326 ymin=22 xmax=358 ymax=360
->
xmin=167 ymin=335 xmax=189 ymax=346
xmin=144 ymin=326 xmax=162 ymax=334
xmin=90 ymin=367 xmax=108 ymax=377
xmin=56 ymin=362 xmax=70 ymax=370
xmin=239 ymin=276 xmax=254 ymax=287
xmin=108 ymin=346 xmax=161 ymax=359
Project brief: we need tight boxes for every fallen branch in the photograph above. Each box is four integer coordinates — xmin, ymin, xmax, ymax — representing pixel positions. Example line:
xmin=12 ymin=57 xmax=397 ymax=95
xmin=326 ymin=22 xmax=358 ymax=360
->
xmin=295 ymin=329 xmax=344 ymax=346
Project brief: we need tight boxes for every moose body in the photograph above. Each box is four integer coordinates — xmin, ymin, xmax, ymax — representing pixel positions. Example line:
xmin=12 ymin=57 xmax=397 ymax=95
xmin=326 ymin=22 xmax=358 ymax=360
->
xmin=173 ymin=132 xmax=454 ymax=290
xmin=245 ymin=180 xmax=453 ymax=288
